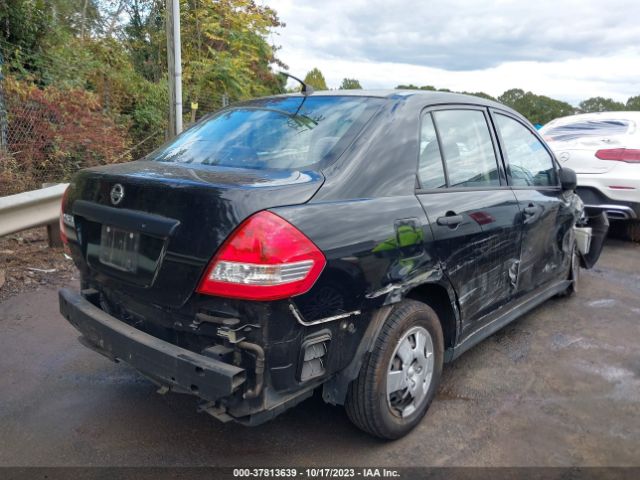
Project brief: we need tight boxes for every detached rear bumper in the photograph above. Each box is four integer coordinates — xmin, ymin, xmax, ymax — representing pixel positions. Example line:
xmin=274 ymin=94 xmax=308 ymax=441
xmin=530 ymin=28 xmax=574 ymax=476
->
xmin=58 ymin=288 xmax=246 ymax=402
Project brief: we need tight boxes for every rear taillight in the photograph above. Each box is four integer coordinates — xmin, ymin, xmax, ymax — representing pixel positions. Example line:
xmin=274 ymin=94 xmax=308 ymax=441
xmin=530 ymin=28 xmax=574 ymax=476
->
xmin=197 ymin=211 xmax=326 ymax=301
xmin=595 ymin=148 xmax=640 ymax=163
xmin=59 ymin=186 xmax=70 ymax=246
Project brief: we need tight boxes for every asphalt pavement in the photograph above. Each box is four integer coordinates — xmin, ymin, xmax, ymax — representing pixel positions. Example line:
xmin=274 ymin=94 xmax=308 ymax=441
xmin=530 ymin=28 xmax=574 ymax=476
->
xmin=0 ymin=239 xmax=638 ymax=467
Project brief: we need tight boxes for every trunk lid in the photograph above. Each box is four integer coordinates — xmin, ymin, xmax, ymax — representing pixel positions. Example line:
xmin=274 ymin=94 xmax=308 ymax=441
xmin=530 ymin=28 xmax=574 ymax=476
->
xmin=66 ymin=160 xmax=323 ymax=307
xmin=546 ymin=138 xmax=628 ymax=174
xmin=542 ymin=115 xmax=637 ymax=174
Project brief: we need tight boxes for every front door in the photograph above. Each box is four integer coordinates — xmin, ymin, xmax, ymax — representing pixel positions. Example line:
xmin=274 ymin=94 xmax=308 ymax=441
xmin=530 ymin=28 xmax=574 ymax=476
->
xmin=491 ymin=111 xmax=570 ymax=295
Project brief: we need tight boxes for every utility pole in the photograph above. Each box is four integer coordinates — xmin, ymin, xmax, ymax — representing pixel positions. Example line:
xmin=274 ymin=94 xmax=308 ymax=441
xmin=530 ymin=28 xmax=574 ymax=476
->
xmin=166 ymin=0 xmax=183 ymax=138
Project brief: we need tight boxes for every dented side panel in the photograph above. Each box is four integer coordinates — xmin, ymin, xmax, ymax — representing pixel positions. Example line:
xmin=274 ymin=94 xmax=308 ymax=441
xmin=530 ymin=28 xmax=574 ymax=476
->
xmin=273 ymin=195 xmax=449 ymax=320
xmin=511 ymin=188 xmax=567 ymax=296
xmin=417 ymin=189 xmax=523 ymax=333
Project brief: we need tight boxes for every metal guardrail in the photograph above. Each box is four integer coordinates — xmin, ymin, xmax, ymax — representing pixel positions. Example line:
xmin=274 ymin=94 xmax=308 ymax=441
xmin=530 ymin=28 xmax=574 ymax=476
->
xmin=0 ymin=183 xmax=68 ymax=237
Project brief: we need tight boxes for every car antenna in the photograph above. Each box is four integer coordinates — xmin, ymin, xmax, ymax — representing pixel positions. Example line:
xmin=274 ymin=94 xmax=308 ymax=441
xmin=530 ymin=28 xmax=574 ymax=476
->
xmin=279 ymin=72 xmax=314 ymax=96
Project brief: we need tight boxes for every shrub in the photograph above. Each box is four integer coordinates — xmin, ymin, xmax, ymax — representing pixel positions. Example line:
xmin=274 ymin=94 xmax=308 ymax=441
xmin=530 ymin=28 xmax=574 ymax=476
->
xmin=0 ymin=76 xmax=130 ymax=194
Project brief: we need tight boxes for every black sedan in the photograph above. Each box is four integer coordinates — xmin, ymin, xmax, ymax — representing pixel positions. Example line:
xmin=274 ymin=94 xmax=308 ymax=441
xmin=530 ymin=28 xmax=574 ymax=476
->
xmin=58 ymin=90 xmax=607 ymax=439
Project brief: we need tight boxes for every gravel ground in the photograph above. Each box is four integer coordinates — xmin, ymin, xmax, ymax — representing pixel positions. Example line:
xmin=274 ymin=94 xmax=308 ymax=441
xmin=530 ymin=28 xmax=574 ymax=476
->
xmin=0 ymin=227 xmax=77 ymax=303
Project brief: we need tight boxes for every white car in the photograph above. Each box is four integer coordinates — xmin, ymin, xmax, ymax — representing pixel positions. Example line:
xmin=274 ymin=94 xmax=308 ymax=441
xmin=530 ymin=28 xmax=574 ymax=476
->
xmin=540 ymin=111 xmax=640 ymax=239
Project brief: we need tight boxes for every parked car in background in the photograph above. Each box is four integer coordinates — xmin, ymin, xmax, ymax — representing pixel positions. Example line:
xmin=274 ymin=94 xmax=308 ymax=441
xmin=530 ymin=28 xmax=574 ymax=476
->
xmin=541 ymin=112 xmax=640 ymax=240
xmin=59 ymin=90 xmax=606 ymax=440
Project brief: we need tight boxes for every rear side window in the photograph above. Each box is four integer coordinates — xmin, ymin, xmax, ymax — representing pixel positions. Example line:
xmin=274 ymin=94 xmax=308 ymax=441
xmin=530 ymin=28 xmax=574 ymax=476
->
xmin=148 ymin=96 xmax=383 ymax=170
xmin=418 ymin=114 xmax=446 ymax=189
xmin=543 ymin=119 xmax=631 ymax=142
xmin=495 ymin=114 xmax=557 ymax=187
xmin=432 ymin=110 xmax=500 ymax=188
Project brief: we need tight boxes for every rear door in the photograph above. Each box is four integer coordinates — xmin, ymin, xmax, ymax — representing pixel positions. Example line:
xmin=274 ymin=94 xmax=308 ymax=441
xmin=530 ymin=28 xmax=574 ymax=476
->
xmin=416 ymin=106 xmax=522 ymax=330
xmin=491 ymin=110 xmax=569 ymax=295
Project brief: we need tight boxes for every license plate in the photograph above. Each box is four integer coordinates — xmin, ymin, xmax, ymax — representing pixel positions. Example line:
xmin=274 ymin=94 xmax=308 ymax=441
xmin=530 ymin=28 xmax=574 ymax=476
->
xmin=99 ymin=225 xmax=140 ymax=273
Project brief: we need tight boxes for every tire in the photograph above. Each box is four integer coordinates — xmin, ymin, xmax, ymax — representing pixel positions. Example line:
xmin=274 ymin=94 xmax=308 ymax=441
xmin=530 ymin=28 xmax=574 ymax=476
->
xmin=345 ymin=299 xmax=444 ymax=439
xmin=609 ymin=219 xmax=640 ymax=242
xmin=626 ymin=220 xmax=640 ymax=243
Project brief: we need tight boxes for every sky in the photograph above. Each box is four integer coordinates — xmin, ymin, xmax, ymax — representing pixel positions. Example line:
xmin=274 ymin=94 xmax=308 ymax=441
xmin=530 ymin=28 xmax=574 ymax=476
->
xmin=267 ymin=0 xmax=640 ymax=105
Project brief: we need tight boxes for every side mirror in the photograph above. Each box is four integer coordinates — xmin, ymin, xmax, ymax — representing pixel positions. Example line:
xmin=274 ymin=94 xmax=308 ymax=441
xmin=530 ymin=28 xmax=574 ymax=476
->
xmin=559 ymin=167 xmax=577 ymax=191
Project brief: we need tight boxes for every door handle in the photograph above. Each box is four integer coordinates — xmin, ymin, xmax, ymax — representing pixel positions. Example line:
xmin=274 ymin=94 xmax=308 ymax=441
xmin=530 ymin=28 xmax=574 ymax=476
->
xmin=523 ymin=204 xmax=541 ymax=224
xmin=524 ymin=205 xmax=539 ymax=215
xmin=437 ymin=214 xmax=464 ymax=226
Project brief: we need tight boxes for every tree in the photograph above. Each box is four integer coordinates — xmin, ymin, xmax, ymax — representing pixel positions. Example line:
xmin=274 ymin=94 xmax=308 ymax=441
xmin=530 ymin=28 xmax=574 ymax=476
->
xmin=0 ymin=0 xmax=289 ymax=195
xmin=461 ymin=91 xmax=497 ymax=101
xmin=395 ymin=85 xmax=437 ymax=91
xmin=303 ymin=68 xmax=327 ymax=91
xmin=180 ymin=0 xmax=285 ymax=111
xmin=339 ymin=78 xmax=361 ymax=89
xmin=579 ymin=96 xmax=626 ymax=113
xmin=124 ymin=0 xmax=166 ymax=83
xmin=627 ymin=95 xmax=640 ymax=111
xmin=498 ymin=89 xmax=575 ymax=125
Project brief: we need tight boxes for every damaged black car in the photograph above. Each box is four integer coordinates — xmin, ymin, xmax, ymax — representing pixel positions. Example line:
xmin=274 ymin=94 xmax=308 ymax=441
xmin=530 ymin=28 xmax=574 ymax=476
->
xmin=58 ymin=90 xmax=607 ymax=439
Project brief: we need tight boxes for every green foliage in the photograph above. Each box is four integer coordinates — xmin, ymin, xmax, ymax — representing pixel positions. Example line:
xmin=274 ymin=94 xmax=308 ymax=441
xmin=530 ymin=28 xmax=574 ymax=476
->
xmin=579 ymin=96 xmax=626 ymax=113
xmin=396 ymin=84 xmax=437 ymax=91
xmin=340 ymin=78 xmax=362 ymax=90
xmin=498 ymin=89 xmax=575 ymax=125
xmin=460 ymin=91 xmax=497 ymax=101
xmin=180 ymin=0 xmax=285 ymax=109
xmin=124 ymin=0 xmax=166 ymax=83
xmin=125 ymin=77 xmax=169 ymax=159
xmin=394 ymin=85 xmax=495 ymax=102
xmin=393 ymin=85 xmax=585 ymax=124
xmin=0 ymin=1 xmax=108 ymax=86
xmin=0 ymin=0 xmax=285 ymax=192
xmin=627 ymin=96 xmax=640 ymax=111
xmin=303 ymin=68 xmax=328 ymax=91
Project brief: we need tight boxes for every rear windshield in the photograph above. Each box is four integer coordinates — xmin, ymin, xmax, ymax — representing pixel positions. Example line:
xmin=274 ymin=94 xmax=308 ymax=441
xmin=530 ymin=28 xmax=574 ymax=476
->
xmin=148 ymin=96 xmax=383 ymax=170
xmin=543 ymin=119 xmax=631 ymax=142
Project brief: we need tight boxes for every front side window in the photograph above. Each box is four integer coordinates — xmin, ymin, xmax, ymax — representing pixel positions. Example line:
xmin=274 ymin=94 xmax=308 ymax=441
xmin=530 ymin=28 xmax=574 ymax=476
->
xmin=432 ymin=110 xmax=500 ymax=188
xmin=495 ymin=114 xmax=557 ymax=187
xmin=148 ymin=96 xmax=383 ymax=170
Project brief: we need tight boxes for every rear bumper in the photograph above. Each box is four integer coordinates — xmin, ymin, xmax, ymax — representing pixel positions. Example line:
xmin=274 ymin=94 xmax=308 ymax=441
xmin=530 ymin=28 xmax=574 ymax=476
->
xmin=58 ymin=288 xmax=246 ymax=402
xmin=575 ymin=186 xmax=640 ymax=220
xmin=576 ymin=164 xmax=640 ymax=205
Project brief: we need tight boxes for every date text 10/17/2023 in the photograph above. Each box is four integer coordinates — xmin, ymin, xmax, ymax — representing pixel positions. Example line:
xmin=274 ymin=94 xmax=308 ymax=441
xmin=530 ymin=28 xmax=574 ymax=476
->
xmin=232 ymin=468 xmax=401 ymax=478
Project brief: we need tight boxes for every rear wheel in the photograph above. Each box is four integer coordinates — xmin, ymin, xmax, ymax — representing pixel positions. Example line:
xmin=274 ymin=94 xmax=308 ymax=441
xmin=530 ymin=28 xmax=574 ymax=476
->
xmin=626 ymin=220 xmax=640 ymax=242
xmin=345 ymin=300 xmax=443 ymax=439
xmin=609 ymin=219 xmax=640 ymax=242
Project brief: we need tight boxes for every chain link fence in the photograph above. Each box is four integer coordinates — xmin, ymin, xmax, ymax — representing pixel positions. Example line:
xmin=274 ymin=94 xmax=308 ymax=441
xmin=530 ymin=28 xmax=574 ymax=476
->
xmin=0 ymin=79 xmax=62 ymax=195
xmin=0 ymin=74 xmax=159 ymax=197
xmin=0 ymin=41 xmax=163 ymax=197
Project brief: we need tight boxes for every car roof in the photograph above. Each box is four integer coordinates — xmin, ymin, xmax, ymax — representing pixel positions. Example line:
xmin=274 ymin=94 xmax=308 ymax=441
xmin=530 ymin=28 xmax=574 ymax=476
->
xmin=269 ymin=89 xmax=508 ymax=110
xmin=237 ymin=89 xmax=531 ymax=128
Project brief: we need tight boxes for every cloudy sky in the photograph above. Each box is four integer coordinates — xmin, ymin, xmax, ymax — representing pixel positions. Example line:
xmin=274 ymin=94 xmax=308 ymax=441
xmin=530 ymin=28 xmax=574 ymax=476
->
xmin=267 ymin=0 xmax=640 ymax=105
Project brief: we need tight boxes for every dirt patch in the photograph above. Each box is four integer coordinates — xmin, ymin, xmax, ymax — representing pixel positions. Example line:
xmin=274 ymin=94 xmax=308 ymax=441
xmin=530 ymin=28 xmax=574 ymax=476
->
xmin=0 ymin=227 xmax=77 ymax=303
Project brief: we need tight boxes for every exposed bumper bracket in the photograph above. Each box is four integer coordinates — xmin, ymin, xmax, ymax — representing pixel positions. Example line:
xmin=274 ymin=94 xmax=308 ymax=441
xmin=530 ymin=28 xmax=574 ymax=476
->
xmin=58 ymin=288 xmax=246 ymax=402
